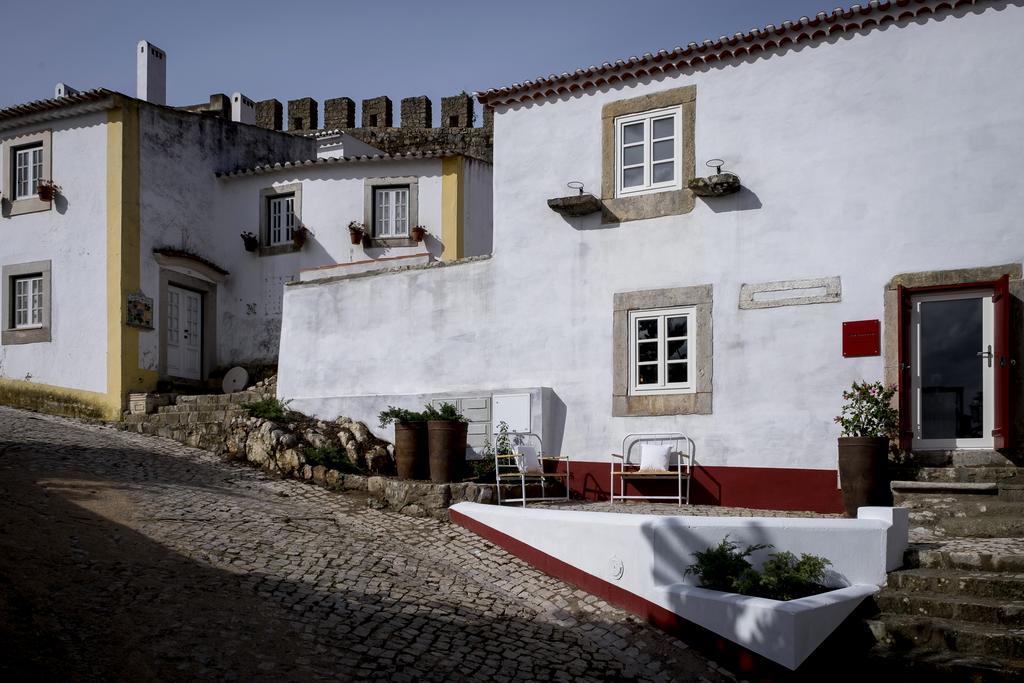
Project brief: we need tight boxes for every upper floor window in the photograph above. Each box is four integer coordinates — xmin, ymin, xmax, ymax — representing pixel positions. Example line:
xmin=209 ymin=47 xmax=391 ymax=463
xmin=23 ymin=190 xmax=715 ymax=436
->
xmin=13 ymin=274 xmax=43 ymax=328
xmin=374 ymin=186 xmax=409 ymax=237
xmin=14 ymin=144 xmax=43 ymax=200
xmin=615 ymin=106 xmax=682 ymax=197
xmin=267 ymin=194 xmax=295 ymax=246
xmin=629 ymin=305 xmax=694 ymax=395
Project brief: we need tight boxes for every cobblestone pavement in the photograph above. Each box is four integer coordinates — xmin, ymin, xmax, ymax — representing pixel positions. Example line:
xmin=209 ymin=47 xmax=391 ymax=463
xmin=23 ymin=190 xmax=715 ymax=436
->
xmin=0 ymin=407 xmax=732 ymax=682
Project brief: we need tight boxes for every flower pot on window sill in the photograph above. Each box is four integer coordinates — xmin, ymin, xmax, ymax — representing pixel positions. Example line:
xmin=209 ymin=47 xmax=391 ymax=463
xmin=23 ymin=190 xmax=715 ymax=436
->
xmin=547 ymin=193 xmax=602 ymax=217
xmin=292 ymin=226 xmax=310 ymax=248
xmin=240 ymin=232 xmax=259 ymax=252
xmin=349 ymin=228 xmax=364 ymax=245
xmin=36 ymin=182 xmax=60 ymax=202
xmin=687 ymin=173 xmax=741 ymax=197
xmin=411 ymin=226 xmax=427 ymax=242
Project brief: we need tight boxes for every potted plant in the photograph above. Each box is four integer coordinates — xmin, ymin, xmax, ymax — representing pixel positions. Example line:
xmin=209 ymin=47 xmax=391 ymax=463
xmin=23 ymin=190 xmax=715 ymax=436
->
xmin=423 ymin=402 xmax=469 ymax=483
xmin=379 ymin=406 xmax=428 ymax=480
xmin=240 ymin=231 xmax=259 ymax=252
xmin=411 ymin=225 xmax=427 ymax=242
xmin=348 ymin=220 xmax=366 ymax=246
xmin=37 ymin=180 xmax=61 ymax=202
xmin=292 ymin=225 xmax=310 ymax=248
xmin=834 ymin=381 xmax=898 ymax=516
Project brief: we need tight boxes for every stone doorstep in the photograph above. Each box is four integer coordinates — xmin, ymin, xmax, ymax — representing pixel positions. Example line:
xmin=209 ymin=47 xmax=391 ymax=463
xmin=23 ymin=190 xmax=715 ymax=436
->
xmin=891 ymin=467 xmax=1024 ymax=484
xmin=892 ymin=481 xmax=999 ymax=493
xmin=868 ymin=613 xmax=1024 ymax=660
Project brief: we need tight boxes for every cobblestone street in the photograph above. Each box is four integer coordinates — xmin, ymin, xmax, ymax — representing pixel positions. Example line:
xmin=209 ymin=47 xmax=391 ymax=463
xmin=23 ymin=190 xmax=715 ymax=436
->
xmin=0 ymin=407 xmax=730 ymax=682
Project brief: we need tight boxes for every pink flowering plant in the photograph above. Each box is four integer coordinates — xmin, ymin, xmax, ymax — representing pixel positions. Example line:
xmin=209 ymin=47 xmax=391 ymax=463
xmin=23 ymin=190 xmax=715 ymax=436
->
xmin=834 ymin=381 xmax=899 ymax=438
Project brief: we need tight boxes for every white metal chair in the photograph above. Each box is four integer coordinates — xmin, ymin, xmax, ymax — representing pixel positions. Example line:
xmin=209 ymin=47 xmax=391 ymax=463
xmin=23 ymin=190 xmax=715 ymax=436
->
xmin=494 ymin=431 xmax=570 ymax=507
xmin=610 ymin=432 xmax=693 ymax=506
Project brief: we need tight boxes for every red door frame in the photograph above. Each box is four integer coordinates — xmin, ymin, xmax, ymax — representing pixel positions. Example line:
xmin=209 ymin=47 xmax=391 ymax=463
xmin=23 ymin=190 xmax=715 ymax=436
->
xmin=897 ymin=275 xmax=1012 ymax=452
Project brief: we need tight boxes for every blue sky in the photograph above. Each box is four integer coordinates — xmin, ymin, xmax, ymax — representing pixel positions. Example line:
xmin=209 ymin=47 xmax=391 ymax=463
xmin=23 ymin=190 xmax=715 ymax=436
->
xmin=2 ymin=0 xmax=834 ymax=121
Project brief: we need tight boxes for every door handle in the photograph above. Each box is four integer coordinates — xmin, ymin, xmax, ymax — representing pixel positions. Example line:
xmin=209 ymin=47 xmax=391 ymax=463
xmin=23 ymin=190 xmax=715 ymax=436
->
xmin=977 ymin=345 xmax=993 ymax=367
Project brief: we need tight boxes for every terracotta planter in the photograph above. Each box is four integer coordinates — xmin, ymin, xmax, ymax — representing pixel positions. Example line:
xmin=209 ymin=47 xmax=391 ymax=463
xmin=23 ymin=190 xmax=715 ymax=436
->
xmin=241 ymin=234 xmax=259 ymax=252
xmin=37 ymin=184 xmax=56 ymax=202
xmin=426 ymin=420 xmax=468 ymax=484
xmin=837 ymin=436 xmax=892 ymax=517
xmin=292 ymin=228 xmax=309 ymax=248
xmin=411 ymin=226 xmax=426 ymax=242
xmin=349 ymin=229 xmax=364 ymax=245
xmin=394 ymin=422 xmax=428 ymax=480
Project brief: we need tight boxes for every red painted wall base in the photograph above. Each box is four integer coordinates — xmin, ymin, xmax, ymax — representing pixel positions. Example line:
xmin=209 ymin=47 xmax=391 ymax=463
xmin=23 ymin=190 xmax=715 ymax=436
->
xmin=556 ymin=460 xmax=844 ymax=514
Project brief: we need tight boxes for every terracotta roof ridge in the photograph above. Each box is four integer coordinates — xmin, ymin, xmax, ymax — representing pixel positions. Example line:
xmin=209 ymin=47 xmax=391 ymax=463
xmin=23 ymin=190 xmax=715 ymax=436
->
xmin=475 ymin=0 xmax=992 ymax=107
xmin=0 ymin=88 xmax=118 ymax=123
xmin=217 ymin=149 xmax=464 ymax=178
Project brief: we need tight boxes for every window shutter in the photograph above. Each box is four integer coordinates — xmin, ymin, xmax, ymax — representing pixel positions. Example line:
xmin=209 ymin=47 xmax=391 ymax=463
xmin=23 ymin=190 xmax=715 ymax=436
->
xmin=992 ymin=274 xmax=1012 ymax=449
xmin=897 ymin=284 xmax=914 ymax=452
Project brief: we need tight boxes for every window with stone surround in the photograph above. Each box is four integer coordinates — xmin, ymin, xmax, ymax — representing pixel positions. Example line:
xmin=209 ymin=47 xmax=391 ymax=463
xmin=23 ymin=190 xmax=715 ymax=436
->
xmin=613 ymin=284 xmax=712 ymax=416
xmin=258 ymin=183 xmax=303 ymax=256
xmin=601 ymin=86 xmax=695 ymax=224
xmin=363 ymin=177 xmax=419 ymax=245
xmin=2 ymin=260 xmax=51 ymax=345
xmin=2 ymin=129 xmax=52 ymax=217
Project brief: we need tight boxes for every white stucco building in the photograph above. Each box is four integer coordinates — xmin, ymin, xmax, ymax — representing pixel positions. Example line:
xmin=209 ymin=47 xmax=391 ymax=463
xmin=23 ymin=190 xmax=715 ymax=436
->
xmin=277 ymin=0 xmax=1023 ymax=512
xmin=0 ymin=42 xmax=493 ymax=419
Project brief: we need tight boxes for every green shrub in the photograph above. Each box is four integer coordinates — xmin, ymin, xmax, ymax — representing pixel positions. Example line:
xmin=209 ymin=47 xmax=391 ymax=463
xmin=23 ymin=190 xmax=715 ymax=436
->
xmin=304 ymin=445 xmax=362 ymax=474
xmin=422 ymin=402 xmax=467 ymax=423
xmin=378 ymin=406 xmax=425 ymax=428
xmin=467 ymin=457 xmax=495 ymax=482
xmin=684 ymin=536 xmax=770 ymax=592
xmin=241 ymin=397 xmax=292 ymax=421
xmin=686 ymin=537 xmax=832 ymax=601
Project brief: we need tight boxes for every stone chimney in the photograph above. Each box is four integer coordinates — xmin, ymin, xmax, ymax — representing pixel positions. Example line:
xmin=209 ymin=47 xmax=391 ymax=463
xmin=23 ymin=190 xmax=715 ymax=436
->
xmin=231 ymin=93 xmax=256 ymax=124
xmin=288 ymin=97 xmax=318 ymax=131
xmin=256 ymin=99 xmax=283 ymax=131
xmin=362 ymin=96 xmax=393 ymax=128
xmin=400 ymin=96 xmax=432 ymax=129
xmin=136 ymin=40 xmax=167 ymax=105
xmin=324 ymin=98 xmax=355 ymax=129
xmin=441 ymin=94 xmax=473 ymax=128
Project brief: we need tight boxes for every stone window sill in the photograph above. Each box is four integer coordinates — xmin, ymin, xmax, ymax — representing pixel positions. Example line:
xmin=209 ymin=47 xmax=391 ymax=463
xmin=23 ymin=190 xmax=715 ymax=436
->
xmin=2 ymin=326 xmax=51 ymax=345
xmin=258 ymin=243 xmax=302 ymax=257
xmin=3 ymin=197 xmax=52 ymax=217
xmin=366 ymin=236 xmax=418 ymax=248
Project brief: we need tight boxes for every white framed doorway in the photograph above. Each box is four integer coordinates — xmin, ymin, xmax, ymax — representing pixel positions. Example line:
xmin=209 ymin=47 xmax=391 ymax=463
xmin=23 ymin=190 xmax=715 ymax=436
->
xmin=166 ymin=284 xmax=203 ymax=380
xmin=909 ymin=289 xmax=994 ymax=450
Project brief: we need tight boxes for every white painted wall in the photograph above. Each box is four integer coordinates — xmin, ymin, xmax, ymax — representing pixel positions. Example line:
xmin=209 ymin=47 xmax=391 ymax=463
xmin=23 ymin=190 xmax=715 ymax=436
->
xmin=278 ymin=4 xmax=1024 ymax=473
xmin=0 ymin=113 xmax=109 ymax=393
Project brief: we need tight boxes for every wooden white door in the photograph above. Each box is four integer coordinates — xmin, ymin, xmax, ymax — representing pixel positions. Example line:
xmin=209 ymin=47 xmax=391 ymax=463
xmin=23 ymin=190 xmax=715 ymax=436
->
xmin=166 ymin=285 xmax=202 ymax=380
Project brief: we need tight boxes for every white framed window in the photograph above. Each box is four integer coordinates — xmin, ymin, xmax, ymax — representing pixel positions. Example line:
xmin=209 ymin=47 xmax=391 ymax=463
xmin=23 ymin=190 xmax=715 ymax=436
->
xmin=13 ymin=275 xmax=44 ymax=329
xmin=615 ymin=106 xmax=682 ymax=197
xmin=267 ymin=194 xmax=295 ymax=246
xmin=374 ymin=186 xmax=410 ymax=237
xmin=14 ymin=144 xmax=44 ymax=200
xmin=629 ymin=306 xmax=695 ymax=395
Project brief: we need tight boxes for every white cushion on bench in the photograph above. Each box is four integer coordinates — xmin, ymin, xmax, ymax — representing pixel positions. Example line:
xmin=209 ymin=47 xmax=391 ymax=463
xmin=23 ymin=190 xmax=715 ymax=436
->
xmin=639 ymin=443 xmax=671 ymax=472
xmin=514 ymin=445 xmax=542 ymax=475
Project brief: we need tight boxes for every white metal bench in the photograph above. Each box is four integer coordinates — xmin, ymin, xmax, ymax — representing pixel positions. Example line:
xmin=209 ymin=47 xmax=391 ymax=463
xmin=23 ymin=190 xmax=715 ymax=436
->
xmin=610 ymin=432 xmax=692 ymax=505
xmin=494 ymin=431 xmax=570 ymax=507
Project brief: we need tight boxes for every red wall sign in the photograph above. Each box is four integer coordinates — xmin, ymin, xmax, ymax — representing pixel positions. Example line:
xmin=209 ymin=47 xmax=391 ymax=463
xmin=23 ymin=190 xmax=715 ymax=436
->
xmin=842 ymin=319 xmax=881 ymax=357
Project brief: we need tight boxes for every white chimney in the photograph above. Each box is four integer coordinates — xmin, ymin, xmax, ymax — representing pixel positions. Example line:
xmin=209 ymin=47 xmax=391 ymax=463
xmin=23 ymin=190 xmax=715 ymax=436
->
xmin=54 ymin=83 xmax=80 ymax=98
xmin=136 ymin=40 xmax=166 ymax=105
xmin=231 ymin=92 xmax=256 ymax=124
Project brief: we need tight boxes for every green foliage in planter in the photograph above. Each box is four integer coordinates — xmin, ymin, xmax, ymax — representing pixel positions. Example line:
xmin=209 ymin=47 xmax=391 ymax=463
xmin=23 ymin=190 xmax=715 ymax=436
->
xmin=304 ymin=445 xmax=362 ymax=474
xmin=422 ymin=401 xmax=467 ymax=423
xmin=241 ymin=397 xmax=293 ymax=421
xmin=834 ymin=380 xmax=898 ymax=438
xmin=378 ymin=406 xmax=425 ymax=428
xmin=467 ymin=457 xmax=495 ymax=482
xmin=686 ymin=537 xmax=833 ymax=601
xmin=684 ymin=536 xmax=769 ymax=592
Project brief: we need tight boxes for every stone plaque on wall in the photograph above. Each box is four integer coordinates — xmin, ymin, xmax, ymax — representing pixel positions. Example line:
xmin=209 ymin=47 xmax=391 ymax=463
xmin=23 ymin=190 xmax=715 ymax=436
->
xmin=126 ymin=292 xmax=154 ymax=329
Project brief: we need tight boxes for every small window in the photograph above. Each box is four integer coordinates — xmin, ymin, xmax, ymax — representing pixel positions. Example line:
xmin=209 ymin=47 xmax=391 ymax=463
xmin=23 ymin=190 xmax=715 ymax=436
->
xmin=266 ymin=194 xmax=295 ymax=246
xmin=374 ymin=186 xmax=410 ymax=237
xmin=12 ymin=274 xmax=44 ymax=328
xmin=615 ymin=106 xmax=682 ymax=197
xmin=628 ymin=306 xmax=694 ymax=395
xmin=14 ymin=144 xmax=44 ymax=200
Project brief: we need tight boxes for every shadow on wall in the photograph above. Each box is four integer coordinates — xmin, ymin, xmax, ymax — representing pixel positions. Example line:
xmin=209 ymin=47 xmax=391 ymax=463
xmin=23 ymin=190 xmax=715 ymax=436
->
xmin=701 ymin=187 xmax=762 ymax=213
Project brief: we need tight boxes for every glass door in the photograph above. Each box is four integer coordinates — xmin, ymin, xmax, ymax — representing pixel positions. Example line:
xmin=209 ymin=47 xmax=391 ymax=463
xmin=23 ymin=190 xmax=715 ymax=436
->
xmin=910 ymin=290 xmax=994 ymax=450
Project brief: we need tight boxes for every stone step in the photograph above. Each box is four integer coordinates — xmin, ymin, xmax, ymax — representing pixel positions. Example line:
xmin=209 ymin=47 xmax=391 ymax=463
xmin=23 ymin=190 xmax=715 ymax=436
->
xmin=907 ymin=547 xmax=1024 ymax=572
xmin=889 ymin=568 xmax=1024 ymax=600
xmin=892 ymin=481 xmax=999 ymax=494
xmin=863 ymin=645 xmax=1024 ymax=683
xmin=868 ymin=613 xmax=1024 ymax=660
xmin=939 ymin=517 xmax=1024 ymax=539
xmin=891 ymin=466 xmax=1022 ymax=484
xmin=898 ymin=450 xmax=1016 ymax=468
xmin=876 ymin=590 xmax=1024 ymax=626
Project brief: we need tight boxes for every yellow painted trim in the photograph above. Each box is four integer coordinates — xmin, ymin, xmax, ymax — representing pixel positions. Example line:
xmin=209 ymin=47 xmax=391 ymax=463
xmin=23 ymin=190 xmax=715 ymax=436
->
xmin=107 ymin=99 xmax=158 ymax=420
xmin=440 ymin=155 xmax=465 ymax=261
xmin=0 ymin=378 xmax=114 ymax=420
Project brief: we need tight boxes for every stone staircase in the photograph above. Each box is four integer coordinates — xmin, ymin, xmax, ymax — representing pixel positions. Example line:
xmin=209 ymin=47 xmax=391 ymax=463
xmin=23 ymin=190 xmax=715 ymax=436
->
xmin=863 ymin=463 xmax=1024 ymax=680
xmin=119 ymin=378 xmax=275 ymax=452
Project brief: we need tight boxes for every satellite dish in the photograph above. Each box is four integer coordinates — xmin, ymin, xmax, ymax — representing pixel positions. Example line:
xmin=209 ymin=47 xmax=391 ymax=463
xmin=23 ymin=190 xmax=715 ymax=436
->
xmin=222 ymin=366 xmax=249 ymax=394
